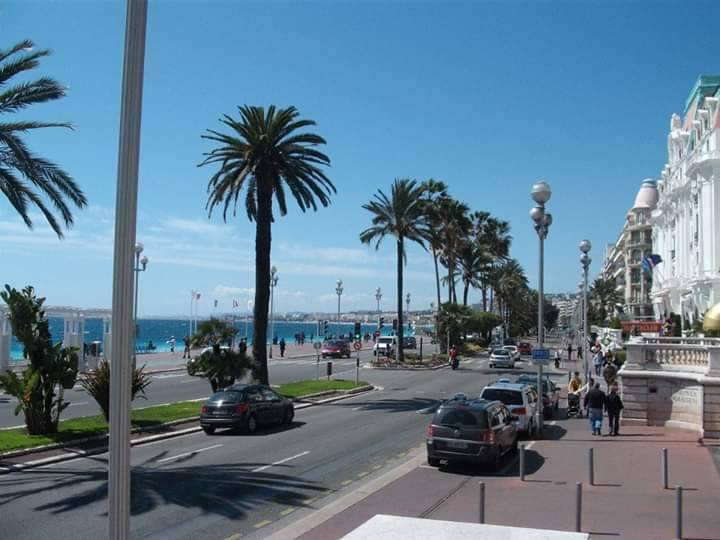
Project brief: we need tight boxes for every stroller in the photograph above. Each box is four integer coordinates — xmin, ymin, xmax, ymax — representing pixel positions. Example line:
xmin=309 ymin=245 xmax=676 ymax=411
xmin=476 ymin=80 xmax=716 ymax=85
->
xmin=567 ymin=392 xmax=582 ymax=418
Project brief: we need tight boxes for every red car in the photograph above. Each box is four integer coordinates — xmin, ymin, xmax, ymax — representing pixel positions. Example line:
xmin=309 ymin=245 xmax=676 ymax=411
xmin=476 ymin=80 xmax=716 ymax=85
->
xmin=518 ymin=342 xmax=533 ymax=356
xmin=321 ymin=340 xmax=352 ymax=358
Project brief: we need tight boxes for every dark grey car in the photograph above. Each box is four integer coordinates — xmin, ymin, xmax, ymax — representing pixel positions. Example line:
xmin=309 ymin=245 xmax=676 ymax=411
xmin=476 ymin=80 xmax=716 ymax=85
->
xmin=200 ymin=384 xmax=295 ymax=435
xmin=426 ymin=398 xmax=518 ymax=470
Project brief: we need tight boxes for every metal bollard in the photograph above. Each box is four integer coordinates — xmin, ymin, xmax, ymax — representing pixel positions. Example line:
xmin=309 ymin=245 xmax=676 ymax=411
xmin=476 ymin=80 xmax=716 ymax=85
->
xmin=575 ymin=482 xmax=582 ymax=532
xmin=478 ymin=481 xmax=485 ymax=523
xmin=588 ymin=447 xmax=594 ymax=486
xmin=662 ymin=448 xmax=668 ymax=489
xmin=519 ymin=444 xmax=526 ymax=481
xmin=676 ymin=485 xmax=683 ymax=540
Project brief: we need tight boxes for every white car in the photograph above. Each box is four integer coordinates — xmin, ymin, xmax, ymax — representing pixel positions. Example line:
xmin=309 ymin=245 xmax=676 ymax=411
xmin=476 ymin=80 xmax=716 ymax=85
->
xmin=489 ymin=348 xmax=515 ymax=369
xmin=373 ymin=336 xmax=396 ymax=356
xmin=480 ymin=381 xmax=539 ymax=437
xmin=503 ymin=345 xmax=520 ymax=361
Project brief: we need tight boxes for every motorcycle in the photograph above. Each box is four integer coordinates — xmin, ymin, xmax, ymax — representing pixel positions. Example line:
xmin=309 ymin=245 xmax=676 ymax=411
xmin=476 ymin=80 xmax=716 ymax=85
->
xmin=451 ymin=356 xmax=459 ymax=370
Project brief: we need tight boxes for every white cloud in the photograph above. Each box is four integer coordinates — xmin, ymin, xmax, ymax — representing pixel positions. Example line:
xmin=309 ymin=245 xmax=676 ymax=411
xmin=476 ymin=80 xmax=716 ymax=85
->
xmin=212 ymin=285 xmax=254 ymax=298
xmin=159 ymin=217 xmax=228 ymax=235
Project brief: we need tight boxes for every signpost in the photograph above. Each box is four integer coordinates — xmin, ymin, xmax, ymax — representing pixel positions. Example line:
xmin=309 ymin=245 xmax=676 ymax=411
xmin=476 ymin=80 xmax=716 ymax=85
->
xmin=532 ymin=347 xmax=550 ymax=365
xmin=353 ymin=341 xmax=362 ymax=351
xmin=314 ymin=340 xmax=321 ymax=380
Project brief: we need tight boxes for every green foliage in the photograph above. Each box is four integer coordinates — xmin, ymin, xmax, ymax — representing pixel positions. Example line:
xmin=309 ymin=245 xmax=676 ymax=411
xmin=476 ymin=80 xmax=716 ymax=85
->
xmin=437 ymin=302 xmax=474 ymax=351
xmin=544 ymin=302 xmax=560 ymax=329
xmin=614 ymin=350 xmax=626 ymax=366
xmin=79 ymin=360 xmax=153 ymax=421
xmin=277 ymin=379 xmax=367 ymax=399
xmin=609 ymin=317 xmax=623 ymax=330
xmin=0 ymin=40 xmax=87 ymax=237
xmin=590 ymin=277 xmax=620 ymax=323
xmin=193 ymin=345 xmax=251 ymax=392
xmin=467 ymin=311 xmax=503 ymax=342
xmin=0 ymin=285 xmax=79 ymax=434
xmin=191 ymin=317 xmax=238 ymax=348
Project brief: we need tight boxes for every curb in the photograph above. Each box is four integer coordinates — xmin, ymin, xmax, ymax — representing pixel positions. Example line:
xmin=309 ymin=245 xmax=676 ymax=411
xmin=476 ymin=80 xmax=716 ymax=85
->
xmin=0 ymin=386 xmax=376 ymax=472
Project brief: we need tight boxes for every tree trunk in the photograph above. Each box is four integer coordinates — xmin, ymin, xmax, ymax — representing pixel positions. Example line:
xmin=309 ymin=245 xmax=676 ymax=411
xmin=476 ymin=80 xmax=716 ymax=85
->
xmin=463 ymin=281 xmax=469 ymax=306
xmin=481 ymin=281 xmax=488 ymax=312
xmin=447 ymin=263 xmax=452 ymax=304
xmin=432 ymin=247 xmax=441 ymax=309
xmin=252 ymin=178 xmax=273 ymax=385
xmin=397 ymin=237 xmax=404 ymax=363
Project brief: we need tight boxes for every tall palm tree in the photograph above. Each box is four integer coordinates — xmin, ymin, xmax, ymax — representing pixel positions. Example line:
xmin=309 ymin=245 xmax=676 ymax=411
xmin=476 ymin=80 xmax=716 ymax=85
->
xmin=0 ymin=40 xmax=86 ymax=237
xmin=459 ymin=243 xmax=490 ymax=306
xmin=474 ymin=212 xmax=512 ymax=311
xmin=200 ymin=105 xmax=335 ymax=384
xmin=437 ymin=198 xmax=471 ymax=303
xmin=360 ymin=179 xmax=428 ymax=363
xmin=419 ymin=179 xmax=448 ymax=309
xmin=494 ymin=259 xmax=528 ymax=333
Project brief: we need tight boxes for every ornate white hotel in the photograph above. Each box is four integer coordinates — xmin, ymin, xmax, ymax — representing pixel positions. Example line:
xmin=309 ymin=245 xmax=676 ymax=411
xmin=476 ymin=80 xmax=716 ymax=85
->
xmin=651 ymin=75 xmax=720 ymax=322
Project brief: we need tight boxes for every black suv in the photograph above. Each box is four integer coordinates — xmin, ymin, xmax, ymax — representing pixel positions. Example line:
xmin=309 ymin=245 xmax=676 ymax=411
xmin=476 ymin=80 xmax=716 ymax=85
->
xmin=426 ymin=397 xmax=518 ymax=470
xmin=200 ymin=384 xmax=295 ymax=435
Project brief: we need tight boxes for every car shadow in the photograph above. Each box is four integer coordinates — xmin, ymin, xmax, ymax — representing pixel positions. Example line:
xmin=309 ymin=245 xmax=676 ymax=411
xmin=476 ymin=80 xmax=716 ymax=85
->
xmin=437 ymin=448 xmax=545 ymax=478
xmin=210 ymin=421 xmax=306 ymax=437
xmin=333 ymin=397 xmax=439 ymax=413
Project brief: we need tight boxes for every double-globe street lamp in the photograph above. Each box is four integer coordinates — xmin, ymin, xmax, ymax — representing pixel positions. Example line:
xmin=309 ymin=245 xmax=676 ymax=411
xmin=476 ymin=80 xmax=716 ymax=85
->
xmin=336 ymin=280 xmax=344 ymax=338
xmin=579 ymin=240 xmax=592 ymax=380
xmin=133 ymin=242 xmax=149 ymax=367
xmin=530 ymin=180 xmax=553 ymax=437
xmin=269 ymin=266 xmax=278 ymax=359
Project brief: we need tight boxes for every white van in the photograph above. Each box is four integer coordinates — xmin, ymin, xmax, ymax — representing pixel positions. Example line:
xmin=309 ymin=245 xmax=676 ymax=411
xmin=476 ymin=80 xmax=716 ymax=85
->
xmin=373 ymin=336 xmax=396 ymax=356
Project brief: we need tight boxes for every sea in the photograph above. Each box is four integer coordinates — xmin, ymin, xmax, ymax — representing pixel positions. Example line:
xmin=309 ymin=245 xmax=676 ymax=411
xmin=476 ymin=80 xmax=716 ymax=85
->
xmin=9 ymin=318 xmax=431 ymax=361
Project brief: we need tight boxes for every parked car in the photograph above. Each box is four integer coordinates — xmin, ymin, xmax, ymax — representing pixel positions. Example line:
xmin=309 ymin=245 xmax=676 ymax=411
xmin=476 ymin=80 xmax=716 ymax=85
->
xmin=479 ymin=381 xmax=538 ymax=437
xmin=426 ymin=396 xmax=518 ymax=470
xmin=503 ymin=345 xmax=520 ymax=361
xmin=518 ymin=342 xmax=533 ymax=356
xmin=515 ymin=374 xmax=560 ymax=418
xmin=488 ymin=348 xmax=515 ymax=369
xmin=403 ymin=336 xmax=417 ymax=349
xmin=200 ymin=384 xmax=295 ymax=435
xmin=373 ymin=336 xmax=396 ymax=356
xmin=321 ymin=339 xmax=352 ymax=358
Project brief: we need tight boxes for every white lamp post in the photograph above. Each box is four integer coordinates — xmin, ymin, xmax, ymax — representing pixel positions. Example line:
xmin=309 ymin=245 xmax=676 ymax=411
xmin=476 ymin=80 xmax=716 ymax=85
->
xmin=406 ymin=293 xmax=411 ymax=331
xmin=269 ymin=266 xmax=278 ymax=359
xmin=336 ymin=280 xmax=344 ymax=338
xmin=530 ymin=180 xmax=553 ymax=437
xmin=133 ymin=242 xmax=148 ymax=366
xmin=580 ymin=240 xmax=592 ymax=381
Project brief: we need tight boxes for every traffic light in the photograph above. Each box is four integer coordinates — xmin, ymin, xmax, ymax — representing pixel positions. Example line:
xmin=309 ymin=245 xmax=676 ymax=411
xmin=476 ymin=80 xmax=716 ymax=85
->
xmin=392 ymin=318 xmax=398 ymax=333
xmin=379 ymin=316 xmax=385 ymax=329
xmin=323 ymin=320 xmax=329 ymax=335
xmin=354 ymin=321 xmax=362 ymax=340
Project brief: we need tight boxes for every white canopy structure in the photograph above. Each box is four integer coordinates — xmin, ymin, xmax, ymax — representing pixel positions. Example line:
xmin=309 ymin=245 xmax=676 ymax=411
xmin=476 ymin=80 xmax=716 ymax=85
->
xmin=0 ymin=305 xmax=112 ymax=371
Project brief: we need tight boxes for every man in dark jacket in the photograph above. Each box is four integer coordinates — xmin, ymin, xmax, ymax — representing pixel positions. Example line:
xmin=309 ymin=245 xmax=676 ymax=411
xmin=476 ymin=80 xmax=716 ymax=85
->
xmin=584 ymin=382 xmax=606 ymax=436
xmin=605 ymin=384 xmax=624 ymax=436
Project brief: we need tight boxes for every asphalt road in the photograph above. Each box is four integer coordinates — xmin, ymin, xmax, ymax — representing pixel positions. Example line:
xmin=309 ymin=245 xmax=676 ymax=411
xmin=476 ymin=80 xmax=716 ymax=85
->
xmin=0 ymin=350 xmax=379 ymax=428
xmin=0 ymin=353 xmax=567 ymax=540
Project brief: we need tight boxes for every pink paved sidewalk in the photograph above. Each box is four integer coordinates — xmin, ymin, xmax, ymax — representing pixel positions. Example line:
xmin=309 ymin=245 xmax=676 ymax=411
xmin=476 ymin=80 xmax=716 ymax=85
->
xmin=300 ymin=419 xmax=720 ymax=539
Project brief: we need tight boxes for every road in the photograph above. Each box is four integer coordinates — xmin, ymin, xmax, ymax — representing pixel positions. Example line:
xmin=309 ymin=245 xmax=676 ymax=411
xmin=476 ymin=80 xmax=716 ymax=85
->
xmin=0 ymin=350 xmax=381 ymax=428
xmin=0 ymin=352 xmax=566 ymax=540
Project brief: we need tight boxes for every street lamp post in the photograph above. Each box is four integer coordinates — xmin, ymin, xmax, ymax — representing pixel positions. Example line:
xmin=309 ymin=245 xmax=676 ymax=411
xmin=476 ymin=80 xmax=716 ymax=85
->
xmin=269 ymin=266 xmax=278 ymax=359
xmin=133 ymin=242 xmax=148 ymax=367
xmin=336 ymin=280 xmax=344 ymax=338
xmin=579 ymin=241 xmax=592 ymax=381
xmin=406 ymin=293 xmax=411 ymax=331
xmin=530 ymin=180 xmax=553 ymax=438
xmin=375 ymin=287 xmax=382 ymax=334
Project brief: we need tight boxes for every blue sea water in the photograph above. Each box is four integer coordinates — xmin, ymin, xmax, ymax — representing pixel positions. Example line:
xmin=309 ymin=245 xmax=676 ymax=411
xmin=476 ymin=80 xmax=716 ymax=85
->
xmin=10 ymin=318 xmax=430 ymax=360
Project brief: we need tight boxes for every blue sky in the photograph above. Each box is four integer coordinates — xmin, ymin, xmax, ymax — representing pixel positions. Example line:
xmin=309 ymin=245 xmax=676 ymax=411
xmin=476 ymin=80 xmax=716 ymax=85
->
xmin=1 ymin=0 xmax=719 ymax=316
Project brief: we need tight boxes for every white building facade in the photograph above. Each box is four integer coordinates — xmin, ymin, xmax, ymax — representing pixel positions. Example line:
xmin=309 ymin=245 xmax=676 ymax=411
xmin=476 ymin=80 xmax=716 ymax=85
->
xmin=651 ymin=75 xmax=720 ymax=323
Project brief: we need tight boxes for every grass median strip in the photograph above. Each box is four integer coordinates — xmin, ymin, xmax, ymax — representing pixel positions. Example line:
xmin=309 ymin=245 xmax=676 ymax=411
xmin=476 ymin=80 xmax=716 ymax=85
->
xmin=0 ymin=400 xmax=204 ymax=454
xmin=276 ymin=379 xmax=369 ymax=399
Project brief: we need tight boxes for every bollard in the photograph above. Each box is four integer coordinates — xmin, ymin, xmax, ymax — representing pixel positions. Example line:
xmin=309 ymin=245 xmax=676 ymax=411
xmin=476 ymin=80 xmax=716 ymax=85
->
xmin=662 ymin=448 xmax=668 ymax=490
xmin=676 ymin=485 xmax=683 ymax=539
xmin=356 ymin=355 xmax=360 ymax=384
xmin=588 ymin=448 xmax=594 ymax=486
xmin=326 ymin=361 xmax=332 ymax=381
xmin=478 ymin=481 xmax=485 ymax=523
xmin=519 ymin=444 xmax=526 ymax=481
xmin=575 ymin=482 xmax=582 ymax=532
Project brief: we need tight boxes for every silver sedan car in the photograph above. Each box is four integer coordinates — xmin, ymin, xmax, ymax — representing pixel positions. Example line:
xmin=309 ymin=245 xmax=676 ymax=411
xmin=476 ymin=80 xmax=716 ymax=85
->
xmin=488 ymin=348 xmax=515 ymax=369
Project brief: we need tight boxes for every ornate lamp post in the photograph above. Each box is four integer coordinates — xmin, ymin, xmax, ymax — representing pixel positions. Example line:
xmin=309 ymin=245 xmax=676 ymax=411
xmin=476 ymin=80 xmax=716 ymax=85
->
xmin=336 ymin=279 xmax=344 ymax=338
xmin=133 ymin=242 xmax=148 ymax=367
xmin=579 ymin=240 xmax=592 ymax=380
xmin=269 ymin=266 xmax=278 ymax=359
xmin=406 ymin=293 xmax=411 ymax=330
xmin=530 ymin=180 xmax=553 ymax=437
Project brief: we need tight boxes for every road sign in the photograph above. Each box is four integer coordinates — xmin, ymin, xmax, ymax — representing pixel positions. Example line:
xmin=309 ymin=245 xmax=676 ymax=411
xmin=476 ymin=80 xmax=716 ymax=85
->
xmin=353 ymin=341 xmax=362 ymax=351
xmin=313 ymin=341 xmax=321 ymax=350
xmin=532 ymin=347 xmax=550 ymax=364
xmin=374 ymin=330 xmax=380 ymax=337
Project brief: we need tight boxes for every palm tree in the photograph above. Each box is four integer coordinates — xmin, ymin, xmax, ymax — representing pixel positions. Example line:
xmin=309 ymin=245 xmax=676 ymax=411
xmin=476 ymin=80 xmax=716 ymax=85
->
xmin=419 ymin=179 xmax=448 ymax=310
xmin=200 ymin=105 xmax=335 ymax=384
xmin=459 ymin=243 xmax=490 ymax=306
xmin=493 ymin=259 xmax=528 ymax=334
xmin=437 ymin=198 xmax=471 ymax=303
xmin=474 ymin=212 xmax=512 ymax=311
xmin=0 ymin=40 xmax=86 ymax=237
xmin=360 ymin=179 xmax=428 ymax=363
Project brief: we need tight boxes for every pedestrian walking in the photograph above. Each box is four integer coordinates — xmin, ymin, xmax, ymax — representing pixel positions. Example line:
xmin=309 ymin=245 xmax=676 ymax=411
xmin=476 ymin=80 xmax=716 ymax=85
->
xmin=169 ymin=336 xmax=176 ymax=354
xmin=183 ymin=335 xmax=191 ymax=359
xmin=239 ymin=337 xmax=248 ymax=356
xmin=606 ymin=384 xmax=624 ymax=436
xmin=567 ymin=344 xmax=573 ymax=361
xmin=603 ymin=361 xmax=617 ymax=390
xmin=577 ymin=346 xmax=583 ymax=361
xmin=554 ymin=349 xmax=561 ymax=369
xmin=279 ymin=337 xmax=286 ymax=358
xmin=584 ymin=382 xmax=606 ymax=436
xmin=593 ymin=347 xmax=604 ymax=377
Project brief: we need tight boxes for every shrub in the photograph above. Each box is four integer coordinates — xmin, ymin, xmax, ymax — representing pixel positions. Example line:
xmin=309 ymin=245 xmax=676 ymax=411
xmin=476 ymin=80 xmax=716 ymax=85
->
xmin=80 ymin=360 xmax=153 ymax=421
xmin=193 ymin=345 xmax=251 ymax=392
xmin=614 ymin=350 xmax=626 ymax=366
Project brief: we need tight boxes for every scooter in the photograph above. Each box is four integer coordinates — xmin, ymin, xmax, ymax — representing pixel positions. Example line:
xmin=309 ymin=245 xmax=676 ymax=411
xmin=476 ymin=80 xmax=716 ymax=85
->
xmin=451 ymin=356 xmax=459 ymax=370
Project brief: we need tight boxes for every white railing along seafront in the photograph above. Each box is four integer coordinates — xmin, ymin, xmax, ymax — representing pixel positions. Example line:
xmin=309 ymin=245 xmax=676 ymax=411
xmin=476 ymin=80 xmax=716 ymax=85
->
xmin=623 ymin=336 xmax=720 ymax=377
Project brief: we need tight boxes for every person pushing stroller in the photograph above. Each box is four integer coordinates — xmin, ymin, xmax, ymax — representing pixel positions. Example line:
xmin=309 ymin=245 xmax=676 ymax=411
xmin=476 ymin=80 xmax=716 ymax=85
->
xmin=567 ymin=371 xmax=585 ymax=418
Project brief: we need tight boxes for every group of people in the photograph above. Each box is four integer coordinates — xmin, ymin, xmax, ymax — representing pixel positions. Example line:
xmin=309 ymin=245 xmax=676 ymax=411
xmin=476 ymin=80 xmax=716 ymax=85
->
xmin=568 ymin=370 xmax=625 ymax=436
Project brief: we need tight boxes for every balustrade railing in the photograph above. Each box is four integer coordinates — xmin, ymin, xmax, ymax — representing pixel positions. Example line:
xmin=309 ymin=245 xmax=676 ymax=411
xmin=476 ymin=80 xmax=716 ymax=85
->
xmin=625 ymin=336 xmax=720 ymax=375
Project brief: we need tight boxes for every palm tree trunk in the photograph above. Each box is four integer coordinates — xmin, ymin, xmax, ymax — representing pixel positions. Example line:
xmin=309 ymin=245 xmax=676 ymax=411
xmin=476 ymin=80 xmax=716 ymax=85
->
xmin=447 ymin=263 xmax=452 ymax=304
xmin=481 ymin=281 xmax=488 ymax=312
xmin=463 ymin=280 xmax=469 ymax=306
xmin=432 ymin=247 xmax=441 ymax=309
xmin=397 ymin=237 xmax=404 ymax=363
xmin=252 ymin=181 xmax=272 ymax=384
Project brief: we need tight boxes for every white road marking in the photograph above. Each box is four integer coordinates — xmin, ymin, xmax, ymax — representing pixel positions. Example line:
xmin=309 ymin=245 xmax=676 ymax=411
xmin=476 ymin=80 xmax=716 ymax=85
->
xmin=157 ymin=443 xmax=223 ymax=464
xmin=251 ymin=450 xmax=310 ymax=473
xmin=524 ymin=441 xmax=536 ymax=450
xmin=68 ymin=401 xmax=89 ymax=407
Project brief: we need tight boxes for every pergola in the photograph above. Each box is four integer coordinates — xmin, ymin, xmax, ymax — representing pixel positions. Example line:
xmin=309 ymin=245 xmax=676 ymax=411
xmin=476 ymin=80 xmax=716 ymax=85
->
xmin=0 ymin=305 xmax=112 ymax=371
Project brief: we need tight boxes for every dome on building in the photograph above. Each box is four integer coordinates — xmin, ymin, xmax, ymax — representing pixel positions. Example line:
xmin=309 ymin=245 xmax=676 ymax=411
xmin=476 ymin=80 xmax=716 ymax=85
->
xmin=633 ymin=179 xmax=659 ymax=210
